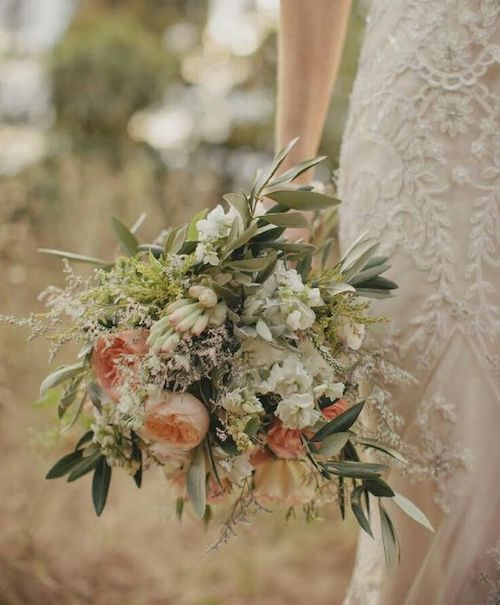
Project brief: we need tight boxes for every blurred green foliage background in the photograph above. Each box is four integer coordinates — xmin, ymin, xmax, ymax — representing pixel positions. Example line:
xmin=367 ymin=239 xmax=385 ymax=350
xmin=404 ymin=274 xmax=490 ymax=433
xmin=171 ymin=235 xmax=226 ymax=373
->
xmin=0 ymin=1 xmax=366 ymax=603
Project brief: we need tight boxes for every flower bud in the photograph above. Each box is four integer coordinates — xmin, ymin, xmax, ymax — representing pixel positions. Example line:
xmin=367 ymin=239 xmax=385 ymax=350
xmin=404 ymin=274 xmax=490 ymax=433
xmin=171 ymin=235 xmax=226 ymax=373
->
xmin=191 ymin=313 xmax=209 ymax=336
xmin=175 ymin=308 xmax=203 ymax=333
xmin=188 ymin=285 xmax=205 ymax=299
xmin=209 ymin=302 xmax=227 ymax=326
xmin=168 ymin=302 xmax=200 ymax=325
xmin=198 ymin=288 xmax=218 ymax=309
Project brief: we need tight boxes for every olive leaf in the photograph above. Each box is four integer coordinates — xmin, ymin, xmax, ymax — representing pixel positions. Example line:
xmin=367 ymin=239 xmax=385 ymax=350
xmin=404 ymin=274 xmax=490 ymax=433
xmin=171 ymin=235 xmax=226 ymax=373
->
xmin=267 ymin=155 xmax=327 ymax=188
xmin=265 ymin=190 xmax=340 ymax=211
xmin=351 ymin=485 xmax=373 ymax=538
xmin=392 ymin=492 xmax=434 ymax=532
xmin=186 ymin=444 xmax=206 ymax=518
xmin=38 ymin=248 xmax=110 ymax=267
xmin=312 ymin=401 xmax=365 ymax=442
xmin=111 ymin=217 xmax=139 ymax=256
xmin=379 ymin=503 xmax=400 ymax=566
xmin=92 ymin=457 xmax=112 ymax=516
xmin=40 ymin=362 xmax=84 ymax=397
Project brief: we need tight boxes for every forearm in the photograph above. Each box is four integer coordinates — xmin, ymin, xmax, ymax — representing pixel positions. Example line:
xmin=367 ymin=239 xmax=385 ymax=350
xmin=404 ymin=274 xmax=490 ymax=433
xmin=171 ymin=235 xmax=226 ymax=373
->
xmin=276 ymin=0 xmax=352 ymax=174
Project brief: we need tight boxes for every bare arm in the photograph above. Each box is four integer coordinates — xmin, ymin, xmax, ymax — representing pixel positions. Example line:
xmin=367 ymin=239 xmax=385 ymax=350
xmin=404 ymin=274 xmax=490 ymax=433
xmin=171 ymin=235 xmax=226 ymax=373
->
xmin=276 ymin=0 xmax=352 ymax=174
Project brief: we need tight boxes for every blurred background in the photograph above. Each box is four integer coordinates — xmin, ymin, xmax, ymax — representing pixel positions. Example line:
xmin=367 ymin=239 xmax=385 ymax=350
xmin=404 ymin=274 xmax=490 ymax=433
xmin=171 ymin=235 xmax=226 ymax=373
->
xmin=0 ymin=1 xmax=366 ymax=603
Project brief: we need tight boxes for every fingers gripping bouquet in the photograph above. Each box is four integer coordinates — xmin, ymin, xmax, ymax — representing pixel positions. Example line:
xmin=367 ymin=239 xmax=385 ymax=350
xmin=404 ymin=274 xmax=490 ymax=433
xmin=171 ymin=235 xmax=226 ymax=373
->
xmin=19 ymin=140 xmax=432 ymax=557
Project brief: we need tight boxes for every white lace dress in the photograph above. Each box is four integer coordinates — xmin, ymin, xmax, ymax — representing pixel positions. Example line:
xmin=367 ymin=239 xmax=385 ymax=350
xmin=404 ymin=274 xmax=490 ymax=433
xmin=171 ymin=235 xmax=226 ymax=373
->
xmin=338 ymin=2 xmax=500 ymax=603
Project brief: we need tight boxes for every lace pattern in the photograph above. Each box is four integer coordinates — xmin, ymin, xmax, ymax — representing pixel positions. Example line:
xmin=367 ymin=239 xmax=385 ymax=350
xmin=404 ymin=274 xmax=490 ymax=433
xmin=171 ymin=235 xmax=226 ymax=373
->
xmin=339 ymin=2 xmax=500 ymax=602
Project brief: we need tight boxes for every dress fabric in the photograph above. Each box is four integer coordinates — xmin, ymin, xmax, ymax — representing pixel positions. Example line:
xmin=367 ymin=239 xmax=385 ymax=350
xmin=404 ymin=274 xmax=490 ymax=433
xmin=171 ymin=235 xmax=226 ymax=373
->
xmin=337 ymin=1 xmax=500 ymax=603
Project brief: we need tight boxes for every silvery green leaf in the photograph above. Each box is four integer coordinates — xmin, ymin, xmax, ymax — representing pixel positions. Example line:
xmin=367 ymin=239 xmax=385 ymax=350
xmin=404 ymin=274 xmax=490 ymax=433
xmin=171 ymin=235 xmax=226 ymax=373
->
xmin=231 ymin=271 xmax=254 ymax=285
xmin=316 ymin=431 xmax=351 ymax=456
xmin=88 ymin=382 xmax=105 ymax=411
xmin=362 ymin=255 xmax=389 ymax=270
xmin=130 ymin=212 xmax=147 ymax=234
xmin=379 ymin=504 xmax=400 ymax=566
xmin=364 ymin=477 xmax=395 ymax=497
xmin=356 ymin=276 xmax=398 ymax=290
xmin=227 ymin=309 xmax=240 ymax=323
xmin=40 ymin=362 xmax=84 ymax=397
xmin=356 ymin=437 xmax=408 ymax=464
xmin=38 ymin=248 xmax=109 ymax=267
xmin=212 ymin=283 xmax=241 ymax=305
xmin=351 ymin=486 xmax=373 ymax=538
xmin=260 ymin=212 xmax=309 ymax=229
xmin=254 ymin=241 xmax=317 ymax=255
xmin=256 ymin=319 xmax=273 ymax=342
xmin=164 ymin=224 xmax=188 ymax=254
xmin=265 ymin=189 xmax=340 ymax=211
xmin=349 ymin=263 xmax=392 ymax=285
xmin=187 ymin=444 xmax=206 ymax=518
xmin=312 ymin=401 xmax=365 ymax=441
xmin=187 ymin=208 xmax=208 ymax=240
xmin=267 ymin=155 xmax=327 ymax=188
xmin=392 ymin=492 xmax=434 ymax=532
xmin=223 ymin=192 xmax=250 ymax=223
xmin=111 ymin=217 xmax=139 ymax=256
xmin=253 ymin=138 xmax=299 ymax=195
xmin=355 ymin=288 xmax=394 ymax=299
xmin=326 ymin=460 xmax=387 ymax=479
xmin=138 ymin=244 xmax=164 ymax=258
xmin=58 ymin=376 xmax=83 ymax=419
xmin=340 ymin=239 xmax=380 ymax=281
xmin=320 ymin=237 xmax=334 ymax=270
xmin=243 ymin=284 xmax=262 ymax=295
xmin=324 ymin=283 xmax=356 ymax=296
xmin=224 ymin=222 xmax=258 ymax=256
xmin=234 ymin=325 xmax=257 ymax=338
xmin=226 ymin=256 xmax=271 ymax=271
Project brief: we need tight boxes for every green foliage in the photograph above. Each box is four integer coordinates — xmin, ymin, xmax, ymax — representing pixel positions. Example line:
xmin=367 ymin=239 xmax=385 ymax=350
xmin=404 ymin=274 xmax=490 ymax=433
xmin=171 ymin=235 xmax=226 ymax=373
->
xmin=51 ymin=14 xmax=174 ymax=140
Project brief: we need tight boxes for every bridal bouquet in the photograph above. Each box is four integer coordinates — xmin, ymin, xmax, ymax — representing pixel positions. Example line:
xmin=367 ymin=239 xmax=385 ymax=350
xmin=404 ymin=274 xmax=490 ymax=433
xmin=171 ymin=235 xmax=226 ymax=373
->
xmin=12 ymin=140 xmax=432 ymax=558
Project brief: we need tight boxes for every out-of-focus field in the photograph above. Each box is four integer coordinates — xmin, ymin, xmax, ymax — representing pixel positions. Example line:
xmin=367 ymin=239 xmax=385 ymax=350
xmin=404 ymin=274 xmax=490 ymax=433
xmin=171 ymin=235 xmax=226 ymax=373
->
xmin=0 ymin=1 xmax=366 ymax=603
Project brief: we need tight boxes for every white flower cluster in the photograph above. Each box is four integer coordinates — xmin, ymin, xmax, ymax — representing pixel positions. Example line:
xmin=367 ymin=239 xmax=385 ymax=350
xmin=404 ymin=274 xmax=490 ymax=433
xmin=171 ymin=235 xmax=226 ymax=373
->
xmin=225 ymin=337 xmax=345 ymax=431
xmin=195 ymin=205 xmax=241 ymax=266
xmin=242 ymin=262 xmax=324 ymax=339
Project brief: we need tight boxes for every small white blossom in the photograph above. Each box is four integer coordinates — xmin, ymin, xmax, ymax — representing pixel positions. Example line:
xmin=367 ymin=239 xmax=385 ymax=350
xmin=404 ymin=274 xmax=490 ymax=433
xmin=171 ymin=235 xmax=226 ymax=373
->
xmin=219 ymin=389 xmax=263 ymax=415
xmin=195 ymin=242 xmax=219 ymax=266
xmin=260 ymin=357 xmax=313 ymax=398
xmin=285 ymin=268 xmax=305 ymax=293
xmin=197 ymin=205 xmax=239 ymax=241
xmin=313 ymin=382 xmax=345 ymax=401
xmin=284 ymin=300 xmax=316 ymax=331
xmin=226 ymin=453 xmax=253 ymax=483
xmin=337 ymin=317 xmax=365 ymax=350
xmin=276 ymin=392 xmax=320 ymax=429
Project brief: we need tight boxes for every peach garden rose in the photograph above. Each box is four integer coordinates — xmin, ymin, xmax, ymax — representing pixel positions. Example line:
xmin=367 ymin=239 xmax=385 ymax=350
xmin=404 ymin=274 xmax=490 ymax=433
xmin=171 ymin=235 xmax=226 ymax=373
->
xmin=143 ymin=391 xmax=210 ymax=449
xmin=267 ymin=418 xmax=304 ymax=459
xmin=252 ymin=457 xmax=315 ymax=508
xmin=91 ymin=328 xmax=149 ymax=402
xmin=322 ymin=398 xmax=348 ymax=421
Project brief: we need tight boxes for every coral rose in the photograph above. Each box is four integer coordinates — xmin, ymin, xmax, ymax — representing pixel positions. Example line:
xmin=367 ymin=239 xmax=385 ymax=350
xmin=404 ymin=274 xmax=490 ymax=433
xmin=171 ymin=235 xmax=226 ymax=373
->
xmin=91 ymin=329 xmax=149 ymax=402
xmin=143 ymin=391 xmax=209 ymax=449
xmin=322 ymin=398 xmax=348 ymax=421
xmin=253 ymin=458 xmax=315 ymax=507
xmin=267 ymin=418 xmax=304 ymax=459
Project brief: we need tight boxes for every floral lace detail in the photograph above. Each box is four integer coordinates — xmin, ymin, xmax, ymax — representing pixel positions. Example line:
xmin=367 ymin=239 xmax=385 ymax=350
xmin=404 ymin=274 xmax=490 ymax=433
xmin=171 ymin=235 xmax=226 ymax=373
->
xmin=479 ymin=542 xmax=500 ymax=605
xmin=339 ymin=0 xmax=500 ymax=388
xmin=403 ymin=393 xmax=472 ymax=513
xmin=339 ymin=3 xmax=500 ymax=601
